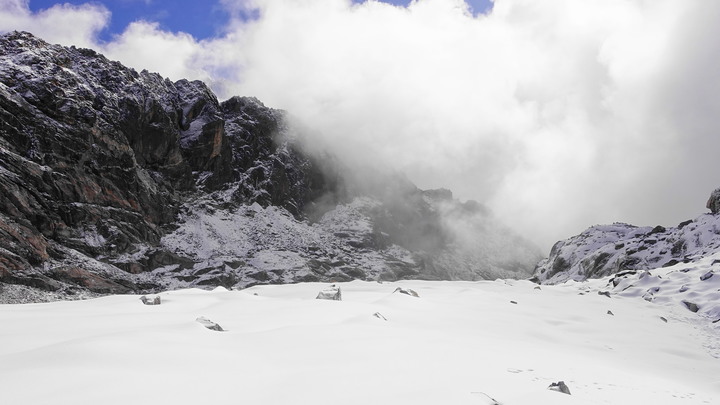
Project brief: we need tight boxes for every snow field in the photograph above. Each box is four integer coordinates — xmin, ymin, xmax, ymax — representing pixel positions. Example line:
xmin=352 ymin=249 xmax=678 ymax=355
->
xmin=0 ymin=280 xmax=718 ymax=404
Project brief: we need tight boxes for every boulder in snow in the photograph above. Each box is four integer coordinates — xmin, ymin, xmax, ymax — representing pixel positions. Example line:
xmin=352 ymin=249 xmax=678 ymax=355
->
xmin=393 ymin=287 xmax=419 ymax=297
xmin=140 ymin=295 xmax=161 ymax=305
xmin=373 ymin=312 xmax=387 ymax=321
xmin=682 ymin=300 xmax=700 ymax=313
xmin=548 ymin=381 xmax=571 ymax=395
xmin=706 ymin=187 xmax=720 ymax=214
xmin=316 ymin=285 xmax=342 ymax=301
xmin=196 ymin=317 xmax=224 ymax=331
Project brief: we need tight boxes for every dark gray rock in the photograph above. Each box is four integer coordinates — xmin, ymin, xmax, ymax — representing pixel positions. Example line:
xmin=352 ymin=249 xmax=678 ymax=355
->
xmin=548 ymin=381 xmax=571 ymax=395
xmin=682 ymin=300 xmax=700 ymax=313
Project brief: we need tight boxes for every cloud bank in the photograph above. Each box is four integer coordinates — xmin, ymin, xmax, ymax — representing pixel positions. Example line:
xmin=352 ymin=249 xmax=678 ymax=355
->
xmin=2 ymin=0 xmax=720 ymax=250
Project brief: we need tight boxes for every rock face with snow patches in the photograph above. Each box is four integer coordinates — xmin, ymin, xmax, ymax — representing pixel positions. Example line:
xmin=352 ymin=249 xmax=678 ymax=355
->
xmin=534 ymin=187 xmax=720 ymax=285
xmin=0 ymin=32 xmax=541 ymax=299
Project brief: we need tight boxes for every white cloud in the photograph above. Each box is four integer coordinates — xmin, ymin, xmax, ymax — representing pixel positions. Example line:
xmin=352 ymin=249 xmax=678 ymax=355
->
xmin=0 ymin=0 xmax=109 ymax=48
xmin=2 ymin=0 xmax=720 ymax=250
xmin=102 ymin=21 xmax=207 ymax=81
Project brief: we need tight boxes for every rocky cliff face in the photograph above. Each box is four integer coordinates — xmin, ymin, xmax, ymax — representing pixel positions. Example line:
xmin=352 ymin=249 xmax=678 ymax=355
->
xmin=534 ymin=188 xmax=720 ymax=284
xmin=0 ymin=32 xmax=541 ymax=301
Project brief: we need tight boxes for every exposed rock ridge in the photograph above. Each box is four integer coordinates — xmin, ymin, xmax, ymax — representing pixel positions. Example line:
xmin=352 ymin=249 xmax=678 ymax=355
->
xmin=534 ymin=188 xmax=720 ymax=284
xmin=0 ymin=31 xmax=327 ymax=292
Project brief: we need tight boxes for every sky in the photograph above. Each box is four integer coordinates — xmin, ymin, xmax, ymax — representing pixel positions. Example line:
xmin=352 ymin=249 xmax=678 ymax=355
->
xmin=0 ymin=0 xmax=719 ymax=251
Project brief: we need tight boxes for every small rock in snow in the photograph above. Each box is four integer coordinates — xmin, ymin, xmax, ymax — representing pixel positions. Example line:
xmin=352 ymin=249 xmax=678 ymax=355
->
xmin=196 ymin=316 xmax=224 ymax=331
xmin=393 ymin=287 xmax=419 ymax=297
xmin=607 ymin=310 xmax=614 ymax=316
xmin=510 ymin=300 xmax=518 ymax=304
xmin=534 ymin=286 xmax=542 ymax=290
xmin=470 ymin=392 xmax=500 ymax=404
xmin=373 ymin=312 xmax=387 ymax=321
xmin=679 ymin=285 xmax=689 ymax=293
xmin=700 ymin=271 xmax=714 ymax=281
xmin=682 ymin=300 xmax=700 ymax=313
xmin=598 ymin=291 xmax=611 ymax=298
xmin=140 ymin=295 xmax=161 ymax=305
xmin=548 ymin=381 xmax=571 ymax=395
xmin=316 ymin=285 xmax=342 ymax=301
xmin=660 ymin=316 xmax=668 ymax=323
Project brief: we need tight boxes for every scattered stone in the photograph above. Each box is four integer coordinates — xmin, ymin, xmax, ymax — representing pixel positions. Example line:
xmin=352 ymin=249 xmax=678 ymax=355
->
xmin=662 ymin=259 xmax=680 ymax=268
xmin=316 ymin=285 xmax=342 ymax=301
xmin=196 ymin=317 xmax=224 ymax=331
xmin=678 ymin=219 xmax=693 ymax=229
xmin=642 ymin=286 xmax=660 ymax=303
xmin=373 ymin=312 xmax=387 ymax=321
xmin=534 ymin=286 xmax=542 ymax=290
xmin=700 ymin=271 xmax=714 ymax=281
xmin=393 ymin=287 xmax=419 ymax=297
xmin=598 ymin=291 xmax=611 ymax=298
xmin=548 ymin=381 xmax=571 ymax=395
xmin=660 ymin=316 xmax=668 ymax=323
xmin=649 ymin=225 xmax=666 ymax=235
xmin=510 ymin=300 xmax=518 ymax=304
xmin=607 ymin=310 xmax=614 ymax=316
xmin=712 ymin=318 xmax=720 ymax=324
xmin=682 ymin=300 xmax=700 ymax=313
xmin=139 ymin=295 xmax=161 ymax=305
xmin=470 ymin=392 xmax=500 ymax=404
xmin=679 ymin=285 xmax=689 ymax=293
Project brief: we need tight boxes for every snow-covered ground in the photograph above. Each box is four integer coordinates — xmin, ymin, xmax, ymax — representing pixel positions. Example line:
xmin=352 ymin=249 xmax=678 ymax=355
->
xmin=0 ymin=277 xmax=718 ymax=404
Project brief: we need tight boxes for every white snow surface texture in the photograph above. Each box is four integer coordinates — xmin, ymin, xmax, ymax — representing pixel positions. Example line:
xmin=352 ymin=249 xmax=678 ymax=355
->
xmin=1 ymin=266 xmax=718 ymax=405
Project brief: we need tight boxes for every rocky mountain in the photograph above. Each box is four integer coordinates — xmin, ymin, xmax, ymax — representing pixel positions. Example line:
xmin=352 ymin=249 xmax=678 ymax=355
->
xmin=0 ymin=32 xmax=541 ymax=301
xmin=533 ymin=187 xmax=720 ymax=284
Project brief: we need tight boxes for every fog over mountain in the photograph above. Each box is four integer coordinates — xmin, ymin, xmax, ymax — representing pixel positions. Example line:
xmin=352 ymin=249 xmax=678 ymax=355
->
xmin=1 ymin=0 xmax=720 ymax=250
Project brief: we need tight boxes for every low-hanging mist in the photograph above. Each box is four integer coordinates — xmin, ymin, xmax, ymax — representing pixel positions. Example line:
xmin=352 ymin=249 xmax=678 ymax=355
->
xmin=2 ymin=0 xmax=719 ymax=250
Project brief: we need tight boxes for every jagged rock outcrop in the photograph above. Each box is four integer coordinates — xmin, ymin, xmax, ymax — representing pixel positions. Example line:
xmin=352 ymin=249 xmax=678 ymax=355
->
xmin=534 ymin=187 xmax=720 ymax=284
xmin=0 ymin=32 xmax=541 ymax=299
xmin=706 ymin=187 xmax=720 ymax=214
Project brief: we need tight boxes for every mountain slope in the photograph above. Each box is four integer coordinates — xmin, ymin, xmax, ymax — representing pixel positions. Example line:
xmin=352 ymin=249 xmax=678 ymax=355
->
xmin=0 ymin=32 xmax=541 ymax=300
xmin=532 ymin=188 xmax=720 ymax=323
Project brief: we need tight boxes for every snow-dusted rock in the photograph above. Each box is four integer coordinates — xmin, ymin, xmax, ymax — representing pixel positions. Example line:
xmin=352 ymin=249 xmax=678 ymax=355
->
xmin=548 ymin=381 xmax=571 ymax=395
xmin=196 ymin=316 xmax=224 ymax=331
xmin=534 ymin=209 xmax=720 ymax=284
xmin=706 ymin=187 xmax=720 ymax=214
xmin=393 ymin=287 xmax=419 ymax=297
xmin=140 ymin=295 xmax=161 ymax=305
xmin=316 ymin=285 xmax=342 ymax=301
